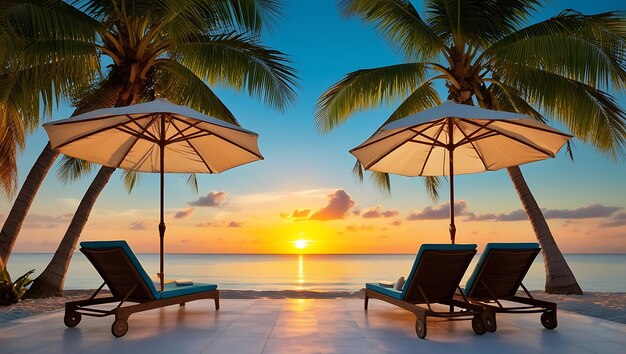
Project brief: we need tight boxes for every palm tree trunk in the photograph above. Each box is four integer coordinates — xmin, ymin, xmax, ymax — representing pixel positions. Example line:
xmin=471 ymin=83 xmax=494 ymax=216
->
xmin=0 ymin=143 xmax=59 ymax=263
xmin=507 ymin=165 xmax=583 ymax=294
xmin=25 ymin=166 xmax=115 ymax=298
xmin=0 ymin=84 xmax=124 ymax=266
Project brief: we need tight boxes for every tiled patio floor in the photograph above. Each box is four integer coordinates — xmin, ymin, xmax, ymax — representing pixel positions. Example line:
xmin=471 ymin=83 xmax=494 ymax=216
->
xmin=1 ymin=298 xmax=625 ymax=353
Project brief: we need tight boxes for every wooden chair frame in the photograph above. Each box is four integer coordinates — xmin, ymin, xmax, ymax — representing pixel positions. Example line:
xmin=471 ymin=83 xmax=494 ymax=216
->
xmin=63 ymin=245 xmax=219 ymax=337
xmin=364 ymin=249 xmax=487 ymax=339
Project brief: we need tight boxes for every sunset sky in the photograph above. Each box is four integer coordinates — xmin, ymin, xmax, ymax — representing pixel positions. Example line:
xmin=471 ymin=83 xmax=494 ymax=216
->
xmin=2 ymin=0 xmax=625 ymax=255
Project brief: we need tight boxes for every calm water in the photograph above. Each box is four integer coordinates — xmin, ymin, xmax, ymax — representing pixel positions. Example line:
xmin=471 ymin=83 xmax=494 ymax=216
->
xmin=6 ymin=253 xmax=626 ymax=292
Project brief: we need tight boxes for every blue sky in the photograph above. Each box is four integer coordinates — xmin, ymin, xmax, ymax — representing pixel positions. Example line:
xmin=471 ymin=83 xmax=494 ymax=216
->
xmin=2 ymin=0 xmax=625 ymax=254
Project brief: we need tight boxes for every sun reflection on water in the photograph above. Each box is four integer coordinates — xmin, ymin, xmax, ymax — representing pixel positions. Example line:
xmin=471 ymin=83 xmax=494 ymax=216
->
xmin=297 ymin=254 xmax=305 ymax=290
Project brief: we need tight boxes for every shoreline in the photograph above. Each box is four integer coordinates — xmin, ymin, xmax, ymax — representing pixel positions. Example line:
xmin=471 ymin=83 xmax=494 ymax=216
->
xmin=1 ymin=289 xmax=625 ymax=325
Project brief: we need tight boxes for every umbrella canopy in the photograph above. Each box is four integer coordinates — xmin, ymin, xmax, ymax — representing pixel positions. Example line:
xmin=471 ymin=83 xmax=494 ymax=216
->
xmin=43 ymin=99 xmax=263 ymax=289
xmin=350 ymin=101 xmax=572 ymax=243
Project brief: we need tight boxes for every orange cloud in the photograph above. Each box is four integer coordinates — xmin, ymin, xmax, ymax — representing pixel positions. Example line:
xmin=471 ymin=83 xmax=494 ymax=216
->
xmin=362 ymin=206 xmax=399 ymax=219
xmin=346 ymin=224 xmax=376 ymax=232
xmin=407 ymin=201 xmax=468 ymax=220
xmin=196 ymin=220 xmax=243 ymax=228
xmin=174 ymin=208 xmax=194 ymax=219
xmin=309 ymin=190 xmax=355 ymax=221
xmin=189 ymin=191 xmax=227 ymax=207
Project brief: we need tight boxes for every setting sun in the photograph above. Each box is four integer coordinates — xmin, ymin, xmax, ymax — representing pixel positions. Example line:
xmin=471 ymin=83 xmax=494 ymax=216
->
xmin=295 ymin=239 xmax=308 ymax=249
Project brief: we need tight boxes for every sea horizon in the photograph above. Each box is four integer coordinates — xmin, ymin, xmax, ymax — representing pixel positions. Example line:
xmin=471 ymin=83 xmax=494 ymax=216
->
xmin=6 ymin=253 xmax=626 ymax=293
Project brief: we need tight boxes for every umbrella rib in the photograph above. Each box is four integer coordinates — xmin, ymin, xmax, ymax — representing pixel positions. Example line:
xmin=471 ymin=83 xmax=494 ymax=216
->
xmin=55 ymin=120 xmax=135 ymax=150
xmin=349 ymin=119 xmax=443 ymax=153
xmin=169 ymin=117 xmax=263 ymax=160
xmin=418 ymin=121 xmax=446 ymax=176
xmin=168 ymin=120 xmax=215 ymax=173
xmin=363 ymin=121 xmax=442 ymax=170
xmin=167 ymin=131 xmax=212 ymax=145
xmin=115 ymin=126 xmax=160 ymax=144
xmin=453 ymin=121 xmax=494 ymax=147
xmin=114 ymin=118 xmax=161 ymax=169
xmin=124 ymin=114 xmax=160 ymax=142
xmin=165 ymin=120 xmax=204 ymax=143
xmin=54 ymin=114 xmax=159 ymax=150
xmin=459 ymin=119 xmax=557 ymax=157
xmin=452 ymin=120 xmax=489 ymax=171
xmin=492 ymin=118 xmax=573 ymax=138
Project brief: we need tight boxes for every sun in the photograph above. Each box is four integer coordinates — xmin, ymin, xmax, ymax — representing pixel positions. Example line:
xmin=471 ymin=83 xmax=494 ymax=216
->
xmin=294 ymin=239 xmax=308 ymax=249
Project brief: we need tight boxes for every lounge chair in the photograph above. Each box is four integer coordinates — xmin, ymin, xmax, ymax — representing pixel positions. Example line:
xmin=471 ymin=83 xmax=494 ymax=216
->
xmin=460 ymin=243 xmax=557 ymax=332
xmin=364 ymin=244 xmax=487 ymax=339
xmin=63 ymin=241 xmax=219 ymax=337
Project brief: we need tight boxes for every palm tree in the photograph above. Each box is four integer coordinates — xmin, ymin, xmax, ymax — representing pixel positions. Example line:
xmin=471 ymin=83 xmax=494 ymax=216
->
xmin=316 ymin=0 xmax=626 ymax=294
xmin=0 ymin=0 xmax=296 ymax=296
xmin=0 ymin=0 xmax=297 ymax=274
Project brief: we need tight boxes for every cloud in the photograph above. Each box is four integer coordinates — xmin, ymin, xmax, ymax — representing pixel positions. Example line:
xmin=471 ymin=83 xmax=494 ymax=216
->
xmin=181 ymin=239 xmax=191 ymax=243
xmin=196 ymin=220 xmax=244 ymax=228
xmin=407 ymin=201 xmax=468 ymax=220
xmin=391 ymin=220 xmax=402 ymax=226
xmin=600 ymin=212 xmax=626 ymax=228
xmin=543 ymin=204 xmax=621 ymax=219
xmin=174 ymin=208 xmax=194 ymax=219
xmin=228 ymin=221 xmax=243 ymax=228
xmin=189 ymin=191 xmax=227 ymax=207
xmin=346 ymin=224 xmax=375 ymax=232
xmin=466 ymin=204 xmax=622 ymax=222
xmin=129 ymin=221 xmax=148 ymax=230
xmin=21 ymin=213 xmax=73 ymax=229
xmin=309 ymin=190 xmax=355 ymax=221
xmin=291 ymin=209 xmax=311 ymax=218
xmin=362 ymin=206 xmax=399 ymax=219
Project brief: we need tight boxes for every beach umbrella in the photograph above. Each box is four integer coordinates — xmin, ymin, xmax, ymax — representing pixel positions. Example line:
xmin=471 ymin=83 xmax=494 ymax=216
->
xmin=43 ymin=99 xmax=263 ymax=290
xmin=350 ymin=101 xmax=572 ymax=244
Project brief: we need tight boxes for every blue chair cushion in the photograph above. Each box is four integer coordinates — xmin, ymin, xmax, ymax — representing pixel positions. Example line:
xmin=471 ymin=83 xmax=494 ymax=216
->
xmin=160 ymin=283 xmax=218 ymax=299
xmin=80 ymin=240 xmax=219 ymax=300
xmin=366 ymin=283 xmax=403 ymax=300
xmin=401 ymin=244 xmax=476 ymax=299
xmin=464 ymin=242 xmax=539 ymax=294
xmin=81 ymin=240 xmax=160 ymax=299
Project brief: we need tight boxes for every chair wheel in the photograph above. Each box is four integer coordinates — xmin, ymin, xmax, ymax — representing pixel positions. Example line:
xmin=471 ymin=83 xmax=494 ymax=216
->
xmin=64 ymin=312 xmax=81 ymax=328
xmin=415 ymin=318 xmax=427 ymax=339
xmin=111 ymin=319 xmax=129 ymax=337
xmin=541 ymin=311 xmax=557 ymax=329
xmin=486 ymin=312 xmax=497 ymax=332
xmin=472 ymin=315 xmax=487 ymax=335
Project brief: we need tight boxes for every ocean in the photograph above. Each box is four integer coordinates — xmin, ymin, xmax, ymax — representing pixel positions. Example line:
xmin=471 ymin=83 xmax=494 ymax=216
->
xmin=5 ymin=253 xmax=626 ymax=292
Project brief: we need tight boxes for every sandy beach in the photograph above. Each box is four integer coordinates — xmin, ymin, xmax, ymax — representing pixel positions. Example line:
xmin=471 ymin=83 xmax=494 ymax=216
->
xmin=1 ymin=289 xmax=625 ymax=325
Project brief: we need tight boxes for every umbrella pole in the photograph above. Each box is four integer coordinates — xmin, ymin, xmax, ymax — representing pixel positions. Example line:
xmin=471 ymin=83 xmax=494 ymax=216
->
xmin=448 ymin=119 xmax=456 ymax=244
xmin=158 ymin=116 xmax=166 ymax=291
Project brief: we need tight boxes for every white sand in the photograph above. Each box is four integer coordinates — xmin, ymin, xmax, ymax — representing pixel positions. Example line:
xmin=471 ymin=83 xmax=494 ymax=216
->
xmin=1 ymin=289 xmax=625 ymax=325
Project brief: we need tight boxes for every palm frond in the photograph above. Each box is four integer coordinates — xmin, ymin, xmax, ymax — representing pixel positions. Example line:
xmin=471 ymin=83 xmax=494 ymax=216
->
xmin=352 ymin=159 xmax=364 ymax=182
xmin=369 ymin=170 xmax=391 ymax=195
xmin=315 ymin=62 xmax=432 ymax=133
xmin=8 ymin=1 xmax=100 ymax=42
xmin=0 ymin=120 xmax=21 ymax=197
xmin=56 ymin=155 xmax=93 ymax=184
xmin=339 ymin=0 xmax=445 ymax=60
xmin=388 ymin=81 xmax=441 ymax=122
xmin=155 ymin=59 xmax=239 ymax=125
xmin=426 ymin=0 xmax=541 ymax=47
xmin=121 ymin=170 xmax=141 ymax=193
xmin=484 ymin=11 xmax=626 ymax=92
xmin=185 ymin=173 xmax=199 ymax=193
xmin=175 ymin=33 xmax=298 ymax=112
xmin=485 ymin=81 xmax=545 ymax=122
xmin=493 ymin=64 xmax=626 ymax=159
xmin=423 ymin=176 xmax=440 ymax=202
